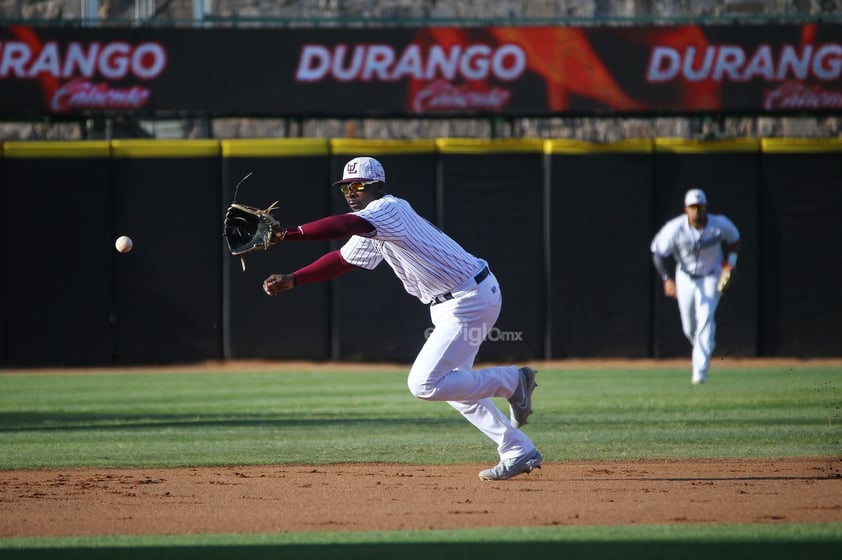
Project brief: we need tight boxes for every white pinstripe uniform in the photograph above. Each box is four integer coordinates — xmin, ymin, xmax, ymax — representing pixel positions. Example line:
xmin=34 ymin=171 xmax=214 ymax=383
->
xmin=651 ymin=207 xmax=740 ymax=384
xmin=340 ymin=195 xmax=537 ymax=462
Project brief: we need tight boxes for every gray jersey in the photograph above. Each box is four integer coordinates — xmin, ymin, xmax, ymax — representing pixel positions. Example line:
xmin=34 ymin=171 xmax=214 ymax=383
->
xmin=651 ymin=213 xmax=740 ymax=277
xmin=340 ymin=195 xmax=482 ymax=303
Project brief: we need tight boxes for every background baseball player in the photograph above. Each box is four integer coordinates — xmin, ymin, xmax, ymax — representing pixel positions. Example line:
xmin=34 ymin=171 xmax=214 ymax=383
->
xmin=260 ymin=156 xmax=542 ymax=480
xmin=650 ymin=188 xmax=741 ymax=384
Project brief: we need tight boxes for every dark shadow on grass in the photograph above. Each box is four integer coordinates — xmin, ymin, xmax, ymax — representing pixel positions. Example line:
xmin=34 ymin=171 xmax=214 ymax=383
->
xmin=0 ymin=411 xmax=830 ymax=434
xmin=0 ymin=412 xmax=464 ymax=432
xmin=3 ymin=541 xmax=841 ymax=560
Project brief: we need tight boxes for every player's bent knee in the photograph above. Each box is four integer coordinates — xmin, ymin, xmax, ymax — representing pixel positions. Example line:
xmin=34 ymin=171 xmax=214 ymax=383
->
xmin=407 ymin=370 xmax=444 ymax=400
xmin=407 ymin=379 xmax=436 ymax=400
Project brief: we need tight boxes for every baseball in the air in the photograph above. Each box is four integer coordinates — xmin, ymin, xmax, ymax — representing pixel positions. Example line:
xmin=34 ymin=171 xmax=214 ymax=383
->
xmin=115 ymin=235 xmax=133 ymax=253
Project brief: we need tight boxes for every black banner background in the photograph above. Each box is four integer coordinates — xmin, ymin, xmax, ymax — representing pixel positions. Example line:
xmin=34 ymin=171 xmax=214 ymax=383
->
xmin=1 ymin=23 xmax=840 ymax=118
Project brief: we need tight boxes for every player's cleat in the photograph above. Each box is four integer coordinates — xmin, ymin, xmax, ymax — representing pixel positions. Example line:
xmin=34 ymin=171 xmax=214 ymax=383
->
xmin=479 ymin=449 xmax=543 ymax=481
xmin=508 ymin=367 xmax=537 ymax=429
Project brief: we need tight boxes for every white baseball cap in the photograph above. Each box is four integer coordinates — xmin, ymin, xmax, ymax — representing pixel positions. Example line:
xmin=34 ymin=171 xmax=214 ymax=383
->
xmin=333 ymin=156 xmax=386 ymax=185
xmin=684 ymin=188 xmax=707 ymax=206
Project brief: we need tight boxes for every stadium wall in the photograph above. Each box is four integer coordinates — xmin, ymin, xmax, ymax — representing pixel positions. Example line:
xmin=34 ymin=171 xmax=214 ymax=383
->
xmin=1 ymin=137 xmax=840 ymax=366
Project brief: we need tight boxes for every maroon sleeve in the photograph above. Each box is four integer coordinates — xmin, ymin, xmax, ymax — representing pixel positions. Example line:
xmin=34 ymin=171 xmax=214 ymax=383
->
xmin=284 ymin=214 xmax=373 ymax=241
xmin=293 ymin=250 xmax=357 ymax=286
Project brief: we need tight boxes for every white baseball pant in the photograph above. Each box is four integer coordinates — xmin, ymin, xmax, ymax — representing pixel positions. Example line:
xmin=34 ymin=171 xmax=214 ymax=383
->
xmin=675 ymin=268 xmax=723 ymax=383
xmin=406 ymin=270 xmax=536 ymax=461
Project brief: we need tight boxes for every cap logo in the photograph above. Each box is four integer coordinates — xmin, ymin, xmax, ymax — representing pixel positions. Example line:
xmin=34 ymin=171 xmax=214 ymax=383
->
xmin=334 ymin=157 xmax=385 ymax=185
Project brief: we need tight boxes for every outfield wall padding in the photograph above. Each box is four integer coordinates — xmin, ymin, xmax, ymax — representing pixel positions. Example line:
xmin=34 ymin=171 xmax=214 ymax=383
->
xmin=1 ymin=137 xmax=840 ymax=366
xmin=759 ymin=139 xmax=842 ymax=357
xmin=547 ymin=140 xmax=655 ymax=358
xmin=221 ymin=139 xmax=333 ymax=361
xmin=110 ymin=140 xmax=224 ymax=364
xmin=2 ymin=142 xmax=114 ymax=366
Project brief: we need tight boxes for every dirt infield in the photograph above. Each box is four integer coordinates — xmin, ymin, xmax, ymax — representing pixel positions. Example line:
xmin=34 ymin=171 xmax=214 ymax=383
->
xmin=2 ymin=457 xmax=841 ymax=537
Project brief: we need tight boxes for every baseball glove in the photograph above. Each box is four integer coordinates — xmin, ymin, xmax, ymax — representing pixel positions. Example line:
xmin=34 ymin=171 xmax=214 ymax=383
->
xmin=716 ymin=265 xmax=733 ymax=293
xmin=224 ymin=201 xmax=284 ymax=270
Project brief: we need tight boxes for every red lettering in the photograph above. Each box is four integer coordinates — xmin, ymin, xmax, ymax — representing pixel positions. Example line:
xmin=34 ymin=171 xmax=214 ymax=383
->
xmin=411 ymin=80 xmax=511 ymax=112
xmin=764 ymin=81 xmax=842 ymax=109
xmin=50 ymin=79 xmax=151 ymax=112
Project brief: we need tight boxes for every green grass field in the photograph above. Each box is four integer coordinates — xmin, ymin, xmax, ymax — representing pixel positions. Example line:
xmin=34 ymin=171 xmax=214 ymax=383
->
xmin=1 ymin=362 xmax=840 ymax=558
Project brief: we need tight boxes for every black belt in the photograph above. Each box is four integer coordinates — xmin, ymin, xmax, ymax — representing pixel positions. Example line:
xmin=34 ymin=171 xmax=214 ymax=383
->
xmin=430 ymin=266 xmax=490 ymax=305
xmin=681 ymin=268 xmax=711 ymax=279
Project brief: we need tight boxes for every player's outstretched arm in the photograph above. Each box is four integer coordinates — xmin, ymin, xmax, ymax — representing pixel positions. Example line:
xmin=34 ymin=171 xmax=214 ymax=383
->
xmin=263 ymin=273 xmax=296 ymax=295
xmin=263 ymin=250 xmax=357 ymax=296
xmin=272 ymin=214 xmax=374 ymax=243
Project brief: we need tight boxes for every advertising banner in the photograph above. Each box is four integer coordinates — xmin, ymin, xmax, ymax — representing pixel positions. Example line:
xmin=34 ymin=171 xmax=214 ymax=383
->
xmin=1 ymin=23 xmax=839 ymax=118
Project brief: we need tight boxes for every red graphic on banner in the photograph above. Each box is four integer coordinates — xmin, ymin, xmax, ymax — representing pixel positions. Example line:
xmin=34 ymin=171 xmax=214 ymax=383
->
xmin=628 ymin=26 xmax=722 ymax=110
xmin=490 ymin=27 xmax=648 ymax=111
xmin=7 ymin=25 xmax=59 ymax=110
xmin=405 ymin=26 xmax=715 ymax=113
